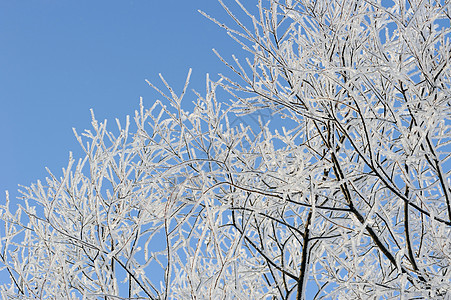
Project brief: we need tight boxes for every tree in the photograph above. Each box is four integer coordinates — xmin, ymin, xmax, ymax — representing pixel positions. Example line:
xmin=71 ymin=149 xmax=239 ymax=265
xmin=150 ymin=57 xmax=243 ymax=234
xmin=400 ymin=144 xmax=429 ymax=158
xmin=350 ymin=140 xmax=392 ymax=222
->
xmin=1 ymin=0 xmax=450 ymax=298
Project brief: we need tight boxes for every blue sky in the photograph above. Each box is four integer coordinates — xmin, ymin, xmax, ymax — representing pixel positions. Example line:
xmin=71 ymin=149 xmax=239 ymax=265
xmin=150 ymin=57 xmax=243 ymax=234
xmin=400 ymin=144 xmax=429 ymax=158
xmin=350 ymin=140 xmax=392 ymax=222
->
xmin=0 ymin=0 xmax=239 ymax=201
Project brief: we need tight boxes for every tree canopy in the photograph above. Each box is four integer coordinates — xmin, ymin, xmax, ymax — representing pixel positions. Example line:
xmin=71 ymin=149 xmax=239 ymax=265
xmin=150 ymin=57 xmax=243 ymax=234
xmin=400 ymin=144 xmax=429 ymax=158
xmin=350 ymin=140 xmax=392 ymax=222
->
xmin=1 ymin=0 xmax=451 ymax=299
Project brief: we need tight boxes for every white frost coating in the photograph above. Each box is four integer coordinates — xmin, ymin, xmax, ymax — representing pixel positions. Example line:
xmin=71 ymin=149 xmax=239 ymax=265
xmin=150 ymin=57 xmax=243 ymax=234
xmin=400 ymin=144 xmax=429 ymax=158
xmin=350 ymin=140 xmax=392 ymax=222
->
xmin=1 ymin=0 xmax=451 ymax=299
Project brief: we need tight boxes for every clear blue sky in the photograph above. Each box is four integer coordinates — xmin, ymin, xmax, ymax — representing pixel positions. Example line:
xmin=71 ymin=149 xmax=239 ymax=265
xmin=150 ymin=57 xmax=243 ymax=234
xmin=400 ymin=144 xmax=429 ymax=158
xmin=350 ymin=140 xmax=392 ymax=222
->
xmin=0 ymin=0 xmax=239 ymax=201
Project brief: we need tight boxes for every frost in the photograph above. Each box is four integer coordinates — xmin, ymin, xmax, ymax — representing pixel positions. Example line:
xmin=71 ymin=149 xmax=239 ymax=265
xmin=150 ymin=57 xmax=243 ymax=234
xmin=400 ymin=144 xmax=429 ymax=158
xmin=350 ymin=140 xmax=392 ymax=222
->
xmin=1 ymin=0 xmax=451 ymax=299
